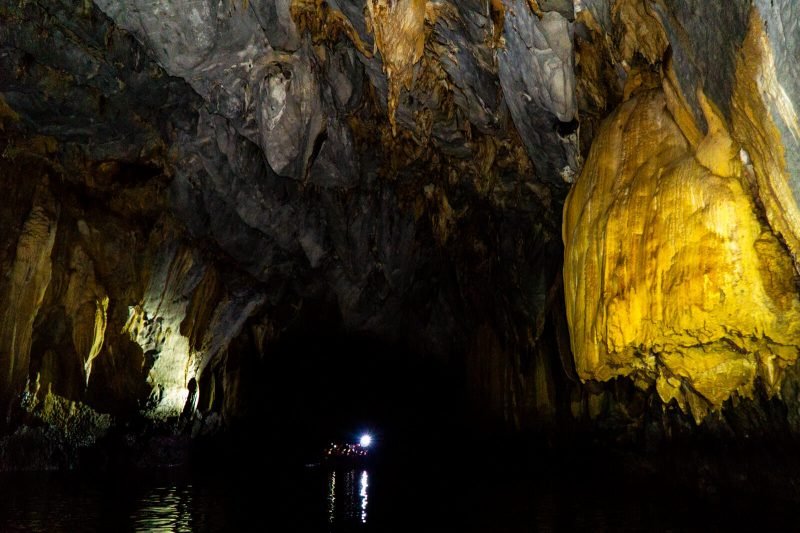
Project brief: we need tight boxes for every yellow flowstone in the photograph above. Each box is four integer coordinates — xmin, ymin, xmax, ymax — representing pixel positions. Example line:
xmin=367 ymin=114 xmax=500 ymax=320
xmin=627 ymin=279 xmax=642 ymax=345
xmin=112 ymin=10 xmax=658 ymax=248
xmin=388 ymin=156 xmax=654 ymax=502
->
xmin=563 ymin=88 xmax=800 ymax=422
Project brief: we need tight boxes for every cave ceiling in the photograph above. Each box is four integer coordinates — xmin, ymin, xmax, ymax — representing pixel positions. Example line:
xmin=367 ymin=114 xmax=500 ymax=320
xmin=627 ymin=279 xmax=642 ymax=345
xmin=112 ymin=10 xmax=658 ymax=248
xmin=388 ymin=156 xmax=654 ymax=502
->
xmin=1 ymin=0 xmax=800 ymax=428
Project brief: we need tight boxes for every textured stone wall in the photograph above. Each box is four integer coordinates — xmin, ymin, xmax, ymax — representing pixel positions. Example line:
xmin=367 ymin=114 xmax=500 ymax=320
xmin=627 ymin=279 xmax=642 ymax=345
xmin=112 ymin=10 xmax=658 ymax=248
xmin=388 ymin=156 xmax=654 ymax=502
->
xmin=4 ymin=0 xmax=800 ymax=459
xmin=0 ymin=0 xmax=574 ymax=448
xmin=564 ymin=3 xmax=800 ymax=423
xmin=564 ymin=89 xmax=800 ymax=422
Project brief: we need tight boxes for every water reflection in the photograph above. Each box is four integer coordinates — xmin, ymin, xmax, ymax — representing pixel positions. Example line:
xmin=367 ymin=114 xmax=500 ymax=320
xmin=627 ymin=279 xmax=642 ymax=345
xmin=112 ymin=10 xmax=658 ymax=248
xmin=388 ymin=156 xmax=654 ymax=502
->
xmin=0 ymin=464 xmax=781 ymax=531
xmin=326 ymin=468 xmax=370 ymax=529
xmin=327 ymin=470 xmax=337 ymax=525
xmin=131 ymin=483 xmax=194 ymax=532
xmin=360 ymin=470 xmax=368 ymax=524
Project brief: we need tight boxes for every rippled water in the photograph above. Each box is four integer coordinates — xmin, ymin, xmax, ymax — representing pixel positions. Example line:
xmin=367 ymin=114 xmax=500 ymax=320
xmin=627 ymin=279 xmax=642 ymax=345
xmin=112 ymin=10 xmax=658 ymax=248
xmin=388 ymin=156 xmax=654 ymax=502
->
xmin=326 ymin=469 xmax=370 ymax=527
xmin=0 ymin=456 xmax=792 ymax=531
xmin=0 ymin=466 xmax=378 ymax=532
xmin=131 ymin=484 xmax=195 ymax=532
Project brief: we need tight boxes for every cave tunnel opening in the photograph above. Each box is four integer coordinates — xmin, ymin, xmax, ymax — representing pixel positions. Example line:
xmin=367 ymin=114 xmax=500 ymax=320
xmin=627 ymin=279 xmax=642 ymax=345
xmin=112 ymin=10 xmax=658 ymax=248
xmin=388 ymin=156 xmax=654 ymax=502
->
xmin=203 ymin=325 xmax=472 ymax=470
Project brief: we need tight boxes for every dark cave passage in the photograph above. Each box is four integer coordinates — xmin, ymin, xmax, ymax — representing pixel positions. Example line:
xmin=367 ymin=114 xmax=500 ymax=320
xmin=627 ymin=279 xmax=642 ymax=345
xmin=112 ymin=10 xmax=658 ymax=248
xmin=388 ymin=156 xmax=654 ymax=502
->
xmin=209 ymin=329 xmax=472 ymax=468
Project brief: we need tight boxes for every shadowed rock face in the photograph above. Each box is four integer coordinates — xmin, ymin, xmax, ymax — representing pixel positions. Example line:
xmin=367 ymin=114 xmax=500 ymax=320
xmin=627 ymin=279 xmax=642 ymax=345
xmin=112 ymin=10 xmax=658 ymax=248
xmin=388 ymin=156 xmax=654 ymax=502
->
xmin=0 ymin=0 xmax=571 ymax=454
xmin=2 ymin=0 xmax=800 ymax=466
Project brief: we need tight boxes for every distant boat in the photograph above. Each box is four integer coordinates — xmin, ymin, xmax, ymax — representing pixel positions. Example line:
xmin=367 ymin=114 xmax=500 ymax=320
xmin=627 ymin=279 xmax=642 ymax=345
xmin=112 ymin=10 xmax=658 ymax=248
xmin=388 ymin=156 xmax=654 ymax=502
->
xmin=324 ymin=434 xmax=373 ymax=465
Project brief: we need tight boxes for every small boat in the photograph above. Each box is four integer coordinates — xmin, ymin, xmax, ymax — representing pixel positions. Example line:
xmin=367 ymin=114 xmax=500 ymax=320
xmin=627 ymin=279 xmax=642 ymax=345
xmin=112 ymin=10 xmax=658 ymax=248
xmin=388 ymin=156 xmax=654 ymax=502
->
xmin=324 ymin=434 xmax=373 ymax=465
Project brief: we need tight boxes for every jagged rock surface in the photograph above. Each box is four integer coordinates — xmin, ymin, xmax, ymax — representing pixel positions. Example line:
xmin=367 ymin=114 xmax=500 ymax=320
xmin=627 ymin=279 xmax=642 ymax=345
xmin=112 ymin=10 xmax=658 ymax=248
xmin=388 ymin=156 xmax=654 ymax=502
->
xmin=0 ymin=0 xmax=576 ymax=453
xmin=2 ymin=0 xmax=800 ymax=468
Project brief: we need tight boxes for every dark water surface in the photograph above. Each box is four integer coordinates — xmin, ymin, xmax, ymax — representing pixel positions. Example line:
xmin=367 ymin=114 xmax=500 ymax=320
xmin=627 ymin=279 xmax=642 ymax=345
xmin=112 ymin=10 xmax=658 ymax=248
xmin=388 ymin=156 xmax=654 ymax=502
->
xmin=0 ymin=448 xmax=790 ymax=532
xmin=4 ymin=335 xmax=798 ymax=529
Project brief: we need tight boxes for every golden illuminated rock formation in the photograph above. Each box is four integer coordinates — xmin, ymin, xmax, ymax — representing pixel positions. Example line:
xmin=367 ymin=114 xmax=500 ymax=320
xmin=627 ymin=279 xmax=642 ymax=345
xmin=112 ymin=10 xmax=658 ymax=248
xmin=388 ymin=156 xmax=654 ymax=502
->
xmin=292 ymin=0 xmax=435 ymax=134
xmin=365 ymin=0 xmax=429 ymax=133
xmin=0 ymin=180 xmax=58 ymax=399
xmin=65 ymin=246 xmax=109 ymax=386
xmin=563 ymin=88 xmax=800 ymax=422
xmin=609 ymin=0 xmax=667 ymax=65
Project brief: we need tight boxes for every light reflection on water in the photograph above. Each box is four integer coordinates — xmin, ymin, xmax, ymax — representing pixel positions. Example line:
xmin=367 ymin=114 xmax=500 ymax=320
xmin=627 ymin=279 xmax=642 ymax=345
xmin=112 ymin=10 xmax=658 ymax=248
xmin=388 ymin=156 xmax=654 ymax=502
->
xmin=131 ymin=483 xmax=194 ymax=532
xmin=326 ymin=468 xmax=370 ymax=529
xmin=360 ymin=470 xmax=368 ymax=524
xmin=327 ymin=470 xmax=337 ymax=525
xmin=0 ymin=460 xmax=756 ymax=531
xmin=0 ymin=467 xmax=377 ymax=532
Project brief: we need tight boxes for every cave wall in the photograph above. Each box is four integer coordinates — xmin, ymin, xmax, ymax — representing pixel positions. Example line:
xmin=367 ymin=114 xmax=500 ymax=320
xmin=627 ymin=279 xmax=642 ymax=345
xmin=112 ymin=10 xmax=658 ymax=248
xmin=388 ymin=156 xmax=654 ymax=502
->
xmin=0 ymin=0 xmax=573 ymax=448
xmin=565 ymin=1 xmax=800 ymax=427
xmin=1 ymin=0 xmax=800 ymax=460
xmin=564 ymin=88 xmax=800 ymax=422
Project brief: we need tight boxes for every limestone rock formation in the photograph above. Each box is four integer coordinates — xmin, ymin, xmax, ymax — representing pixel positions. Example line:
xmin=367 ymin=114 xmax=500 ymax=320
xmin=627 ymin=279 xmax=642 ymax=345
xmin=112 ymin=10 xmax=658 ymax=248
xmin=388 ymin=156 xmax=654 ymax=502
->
xmin=3 ymin=0 xmax=800 ymax=466
xmin=564 ymin=2 xmax=800 ymax=424
xmin=564 ymin=89 xmax=800 ymax=422
xmin=0 ymin=0 xmax=575 ymax=451
xmin=0 ymin=180 xmax=59 ymax=415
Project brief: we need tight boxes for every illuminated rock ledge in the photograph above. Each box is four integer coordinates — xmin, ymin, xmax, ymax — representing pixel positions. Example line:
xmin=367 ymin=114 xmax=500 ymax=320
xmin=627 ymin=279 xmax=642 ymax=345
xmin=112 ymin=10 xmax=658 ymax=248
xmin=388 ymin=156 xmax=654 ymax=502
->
xmin=563 ymin=89 xmax=800 ymax=422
